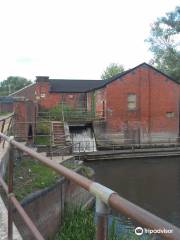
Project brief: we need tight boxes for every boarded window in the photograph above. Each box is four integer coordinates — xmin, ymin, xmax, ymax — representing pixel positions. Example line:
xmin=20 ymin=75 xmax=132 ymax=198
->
xmin=128 ymin=93 xmax=136 ymax=110
xmin=166 ymin=112 xmax=175 ymax=118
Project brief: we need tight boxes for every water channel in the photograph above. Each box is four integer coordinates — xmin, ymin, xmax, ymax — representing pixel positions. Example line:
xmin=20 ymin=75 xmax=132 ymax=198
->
xmin=70 ymin=125 xmax=96 ymax=152
xmin=86 ymin=156 xmax=180 ymax=236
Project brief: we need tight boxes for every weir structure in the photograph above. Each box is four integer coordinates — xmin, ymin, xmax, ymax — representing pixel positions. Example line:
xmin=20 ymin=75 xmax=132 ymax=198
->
xmin=0 ymin=131 xmax=180 ymax=239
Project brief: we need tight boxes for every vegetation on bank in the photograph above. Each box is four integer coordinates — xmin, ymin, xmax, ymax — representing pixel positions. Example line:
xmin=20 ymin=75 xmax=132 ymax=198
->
xmin=55 ymin=207 xmax=95 ymax=240
xmin=10 ymin=157 xmax=92 ymax=201
xmin=54 ymin=207 xmax=154 ymax=240
xmin=12 ymin=157 xmax=60 ymax=200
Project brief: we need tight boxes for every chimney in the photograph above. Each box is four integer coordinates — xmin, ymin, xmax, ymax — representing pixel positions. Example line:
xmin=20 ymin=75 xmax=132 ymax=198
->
xmin=36 ymin=76 xmax=49 ymax=83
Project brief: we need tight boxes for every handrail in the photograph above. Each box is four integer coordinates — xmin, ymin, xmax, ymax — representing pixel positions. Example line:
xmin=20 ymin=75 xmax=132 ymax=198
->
xmin=0 ymin=113 xmax=14 ymax=146
xmin=0 ymin=113 xmax=14 ymax=122
xmin=0 ymin=132 xmax=180 ymax=239
xmin=0 ymin=176 xmax=44 ymax=240
xmin=50 ymin=142 xmax=81 ymax=161
xmin=72 ymin=140 xmax=180 ymax=152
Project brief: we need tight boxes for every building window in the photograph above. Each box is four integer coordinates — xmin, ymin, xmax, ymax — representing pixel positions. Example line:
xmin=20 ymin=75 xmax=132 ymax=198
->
xmin=128 ymin=93 xmax=137 ymax=110
xmin=40 ymin=93 xmax=46 ymax=98
xmin=166 ymin=112 xmax=175 ymax=118
xmin=68 ymin=94 xmax=74 ymax=99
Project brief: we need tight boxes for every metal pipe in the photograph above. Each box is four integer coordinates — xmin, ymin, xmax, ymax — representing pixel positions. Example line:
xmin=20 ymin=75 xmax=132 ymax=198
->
xmin=8 ymin=144 xmax=14 ymax=240
xmin=0 ymin=175 xmax=8 ymax=194
xmin=2 ymin=135 xmax=92 ymax=191
xmin=0 ymin=175 xmax=44 ymax=240
xmin=1 ymin=133 xmax=180 ymax=239
xmin=10 ymin=195 xmax=44 ymax=240
xmin=96 ymin=198 xmax=109 ymax=240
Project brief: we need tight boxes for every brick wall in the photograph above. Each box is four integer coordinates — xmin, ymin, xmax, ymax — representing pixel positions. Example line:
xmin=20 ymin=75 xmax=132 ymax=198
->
xmin=35 ymin=80 xmax=87 ymax=110
xmin=0 ymin=102 xmax=13 ymax=113
xmin=13 ymin=100 xmax=37 ymax=141
xmin=94 ymin=87 xmax=106 ymax=118
xmin=94 ymin=65 xmax=179 ymax=143
xmin=11 ymin=84 xmax=36 ymax=101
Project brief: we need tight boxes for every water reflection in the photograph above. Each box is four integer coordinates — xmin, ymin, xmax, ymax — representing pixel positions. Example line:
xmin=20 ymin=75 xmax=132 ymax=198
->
xmin=87 ymin=157 xmax=180 ymax=227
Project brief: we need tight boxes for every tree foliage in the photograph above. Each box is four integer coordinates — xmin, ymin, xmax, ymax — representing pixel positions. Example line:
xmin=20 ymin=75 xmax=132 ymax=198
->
xmin=146 ymin=6 xmax=180 ymax=81
xmin=0 ymin=76 xmax=32 ymax=96
xmin=101 ymin=63 xmax=124 ymax=80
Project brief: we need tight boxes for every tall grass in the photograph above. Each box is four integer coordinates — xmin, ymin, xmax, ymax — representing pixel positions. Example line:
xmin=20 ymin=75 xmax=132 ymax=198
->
xmin=54 ymin=207 xmax=155 ymax=240
xmin=54 ymin=206 xmax=95 ymax=240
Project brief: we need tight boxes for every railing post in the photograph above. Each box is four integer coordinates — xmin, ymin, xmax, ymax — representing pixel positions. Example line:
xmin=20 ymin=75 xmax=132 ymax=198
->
xmin=95 ymin=197 xmax=109 ymax=240
xmin=8 ymin=143 xmax=14 ymax=240
xmin=78 ymin=142 xmax=80 ymax=161
xmin=0 ymin=119 xmax=5 ymax=144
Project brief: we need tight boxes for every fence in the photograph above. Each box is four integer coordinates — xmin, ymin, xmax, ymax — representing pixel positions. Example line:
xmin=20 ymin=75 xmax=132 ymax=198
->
xmin=49 ymin=142 xmax=81 ymax=160
xmin=38 ymin=109 xmax=105 ymax=122
xmin=0 ymin=113 xmax=14 ymax=146
xmin=71 ymin=138 xmax=180 ymax=153
xmin=0 ymin=132 xmax=180 ymax=239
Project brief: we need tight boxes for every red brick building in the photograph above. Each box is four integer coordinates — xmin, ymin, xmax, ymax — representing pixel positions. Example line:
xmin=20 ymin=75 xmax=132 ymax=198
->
xmin=92 ymin=63 xmax=180 ymax=144
xmin=9 ymin=63 xmax=180 ymax=143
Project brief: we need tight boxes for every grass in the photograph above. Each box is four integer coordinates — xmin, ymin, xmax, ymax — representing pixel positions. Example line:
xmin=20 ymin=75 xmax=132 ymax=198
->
xmin=12 ymin=158 xmax=91 ymax=201
xmin=62 ymin=162 xmax=94 ymax=178
xmin=0 ymin=111 xmax=12 ymax=116
xmin=54 ymin=207 xmax=95 ymax=240
xmin=34 ymin=120 xmax=51 ymax=145
xmin=34 ymin=135 xmax=50 ymax=145
xmin=12 ymin=157 xmax=60 ymax=200
xmin=54 ymin=207 xmax=154 ymax=240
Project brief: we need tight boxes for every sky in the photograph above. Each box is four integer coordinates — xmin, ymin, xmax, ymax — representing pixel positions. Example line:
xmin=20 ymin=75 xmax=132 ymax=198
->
xmin=0 ymin=0 xmax=179 ymax=81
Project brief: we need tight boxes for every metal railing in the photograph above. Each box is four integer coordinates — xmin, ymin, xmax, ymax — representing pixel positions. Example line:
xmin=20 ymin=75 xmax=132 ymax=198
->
xmin=49 ymin=142 xmax=81 ymax=161
xmin=71 ymin=139 xmax=180 ymax=153
xmin=0 ymin=113 xmax=14 ymax=147
xmin=37 ymin=110 xmax=105 ymax=122
xmin=0 ymin=132 xmax=180 ymax=239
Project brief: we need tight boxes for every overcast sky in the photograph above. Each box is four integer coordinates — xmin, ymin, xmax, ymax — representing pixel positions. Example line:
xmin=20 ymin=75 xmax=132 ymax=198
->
xmin=0 ymin=0 xmax=179 ymax=81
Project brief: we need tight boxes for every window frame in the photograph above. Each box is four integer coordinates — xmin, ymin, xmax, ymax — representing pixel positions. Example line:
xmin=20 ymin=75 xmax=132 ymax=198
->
xmin=127 ymin=93 xmax=137 ymax=111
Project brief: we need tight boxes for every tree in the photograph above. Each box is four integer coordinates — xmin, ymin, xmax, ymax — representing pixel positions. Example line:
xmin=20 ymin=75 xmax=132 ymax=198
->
xmin=146 ymin=6 xmax=180 ymax=81
xmin=101 ymin=63 xmax=124 ymax=80
xmin=0 ymin=76 xmax=32 ymax=96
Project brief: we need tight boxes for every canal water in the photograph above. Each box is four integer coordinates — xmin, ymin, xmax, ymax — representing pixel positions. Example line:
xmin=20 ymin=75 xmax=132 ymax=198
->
xmin=87 ymin=157 xmax=180 ymax=235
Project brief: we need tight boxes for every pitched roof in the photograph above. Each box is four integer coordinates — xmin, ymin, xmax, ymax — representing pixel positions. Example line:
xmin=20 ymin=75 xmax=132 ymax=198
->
xmin=49 ymin=79 xmax=107 ymax=93
xmin=104 ymin=62 xmax=179 ymax=85
xmin=9 ymin=83 xmax=36 ymax=96
xmin=49 ymin=63 xmax=178 ymax=93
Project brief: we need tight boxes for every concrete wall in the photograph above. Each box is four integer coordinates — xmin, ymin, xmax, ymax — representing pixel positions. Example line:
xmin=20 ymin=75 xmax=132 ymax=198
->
xmin=12 ymin=168 xmax=93 ymax=240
